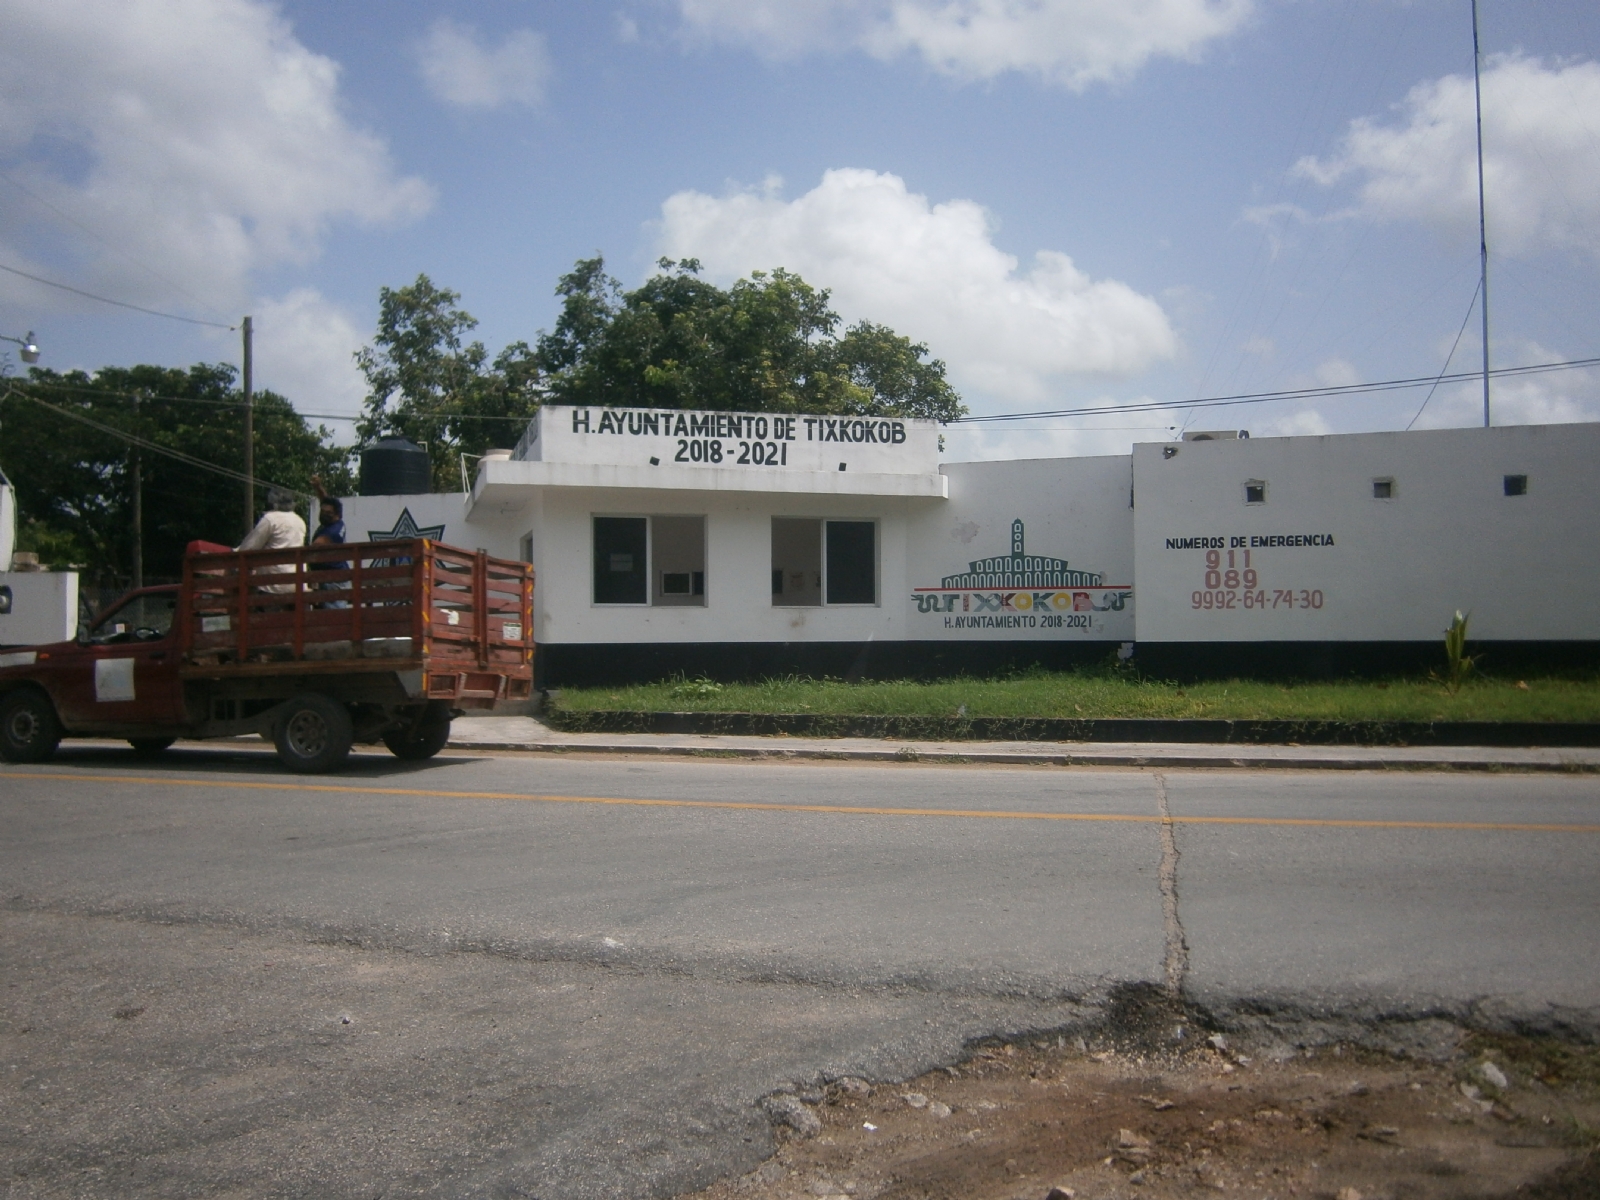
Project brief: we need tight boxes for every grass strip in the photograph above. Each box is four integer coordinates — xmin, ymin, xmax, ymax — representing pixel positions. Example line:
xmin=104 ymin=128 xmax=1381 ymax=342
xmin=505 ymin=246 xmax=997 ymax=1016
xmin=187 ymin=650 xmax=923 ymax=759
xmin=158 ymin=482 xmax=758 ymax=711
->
xmin=554 ymin=670 xmax=1600 ymax=724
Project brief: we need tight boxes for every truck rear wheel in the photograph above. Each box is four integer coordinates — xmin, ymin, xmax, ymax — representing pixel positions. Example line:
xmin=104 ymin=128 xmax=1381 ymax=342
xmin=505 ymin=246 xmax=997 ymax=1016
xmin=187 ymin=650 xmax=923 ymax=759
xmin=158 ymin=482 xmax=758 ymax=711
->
xmin=0 ymin=689 xmax=62 ymax=763
xmin=272 ymin=694 xmax=353 ymax=774
xmin=382 ymin=702 xmax=452 ymax=761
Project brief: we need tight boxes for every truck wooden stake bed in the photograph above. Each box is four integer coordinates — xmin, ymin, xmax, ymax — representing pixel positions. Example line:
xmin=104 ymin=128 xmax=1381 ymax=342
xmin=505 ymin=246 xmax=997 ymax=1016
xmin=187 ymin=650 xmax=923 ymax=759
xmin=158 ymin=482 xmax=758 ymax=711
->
xmin=0 ymin=539 xmax=533 ymax=772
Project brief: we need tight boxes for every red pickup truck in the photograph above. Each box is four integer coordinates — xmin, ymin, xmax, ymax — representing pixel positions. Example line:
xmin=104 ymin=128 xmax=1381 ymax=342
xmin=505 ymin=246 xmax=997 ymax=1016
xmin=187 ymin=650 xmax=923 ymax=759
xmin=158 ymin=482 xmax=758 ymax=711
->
xmin=0 ymin=539 xmax=533 ymax=772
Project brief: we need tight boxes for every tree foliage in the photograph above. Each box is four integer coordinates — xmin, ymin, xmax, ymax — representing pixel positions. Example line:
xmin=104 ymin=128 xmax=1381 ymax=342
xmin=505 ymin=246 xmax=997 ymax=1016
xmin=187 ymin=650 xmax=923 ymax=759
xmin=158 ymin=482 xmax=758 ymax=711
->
xmin=355 ymin=275 xmax=542 ymax=489
xmin=534 ymin=257 xmax=965 ymax=421
xmin=350 ymin=262 xmax=964 ymax=488
xmin=1 ymin=364 xmax=350 ymax=586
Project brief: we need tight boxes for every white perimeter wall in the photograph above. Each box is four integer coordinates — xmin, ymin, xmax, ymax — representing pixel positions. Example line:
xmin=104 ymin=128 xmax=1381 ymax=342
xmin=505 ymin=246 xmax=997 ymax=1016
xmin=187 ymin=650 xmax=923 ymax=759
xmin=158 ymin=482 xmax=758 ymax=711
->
xmin=904 ymin=456 xmax=1134 ymax=643
xmin=0 ymin=571 xmax=80 ymax=647
xmin=1132 ymin=423 xmax=1600 ymax=642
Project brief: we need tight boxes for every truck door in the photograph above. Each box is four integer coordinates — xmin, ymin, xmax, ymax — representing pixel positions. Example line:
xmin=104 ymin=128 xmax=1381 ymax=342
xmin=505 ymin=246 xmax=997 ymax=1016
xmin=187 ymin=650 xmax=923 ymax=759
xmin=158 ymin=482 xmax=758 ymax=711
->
xmin=51 ymin=589 xmax=186 ymax=731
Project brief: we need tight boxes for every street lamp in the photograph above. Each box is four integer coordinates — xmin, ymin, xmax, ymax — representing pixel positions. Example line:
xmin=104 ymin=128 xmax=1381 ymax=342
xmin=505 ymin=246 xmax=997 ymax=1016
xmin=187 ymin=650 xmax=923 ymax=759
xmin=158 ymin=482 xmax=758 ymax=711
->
xmin=1 ymin=332 xmax=39 ymax=365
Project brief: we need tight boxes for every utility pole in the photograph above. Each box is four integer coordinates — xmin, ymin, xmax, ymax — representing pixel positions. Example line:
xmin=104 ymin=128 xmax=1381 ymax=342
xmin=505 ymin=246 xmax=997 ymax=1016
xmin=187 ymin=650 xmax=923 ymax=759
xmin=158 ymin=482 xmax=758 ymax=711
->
xmin=1471 ymin=0 xmax=1491 ymax=427
xmin=132 ymin=390 xmax=143 ymax=590
xmin=242 ymin=314 xmax=254 ymax=535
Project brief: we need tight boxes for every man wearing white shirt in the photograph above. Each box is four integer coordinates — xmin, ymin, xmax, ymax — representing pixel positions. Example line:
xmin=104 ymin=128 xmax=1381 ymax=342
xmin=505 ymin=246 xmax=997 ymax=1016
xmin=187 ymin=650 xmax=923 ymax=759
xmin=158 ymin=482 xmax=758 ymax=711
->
xmin=237 ymin=488 xmax=306 ymax=593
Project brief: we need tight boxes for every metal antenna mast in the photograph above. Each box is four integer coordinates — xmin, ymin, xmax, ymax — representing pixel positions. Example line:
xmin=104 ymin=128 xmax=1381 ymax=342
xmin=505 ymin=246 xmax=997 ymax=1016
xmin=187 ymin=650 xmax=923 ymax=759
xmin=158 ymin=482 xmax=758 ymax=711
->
xmin=1471 ymin=0 xmax=1491 ymax=426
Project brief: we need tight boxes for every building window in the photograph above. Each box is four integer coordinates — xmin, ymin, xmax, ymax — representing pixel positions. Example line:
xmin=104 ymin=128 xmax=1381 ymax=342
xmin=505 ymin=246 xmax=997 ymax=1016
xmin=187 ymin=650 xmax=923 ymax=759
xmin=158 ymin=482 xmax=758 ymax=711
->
xmin=771 ymin=518 xmax=822 ymax=606
xmin=771 ymin=518 xmax=877 ymax=606
xmin=593 ymin=515 xmax=707 ymax=606
xmin=826 ymin=521 xmax=877 ymax=604
xmin=1504 ymin=474 xmax=1528 ymax=497
xmin=1244 ymin=480 xmax=1266 ymax=504
xmin=1372 ymin=478 xmax=1394 ymax=500
xmin=651 ymin=515 xmax=706 ymax=607
xmin=593 ymin=517 xmax=647 ymax=604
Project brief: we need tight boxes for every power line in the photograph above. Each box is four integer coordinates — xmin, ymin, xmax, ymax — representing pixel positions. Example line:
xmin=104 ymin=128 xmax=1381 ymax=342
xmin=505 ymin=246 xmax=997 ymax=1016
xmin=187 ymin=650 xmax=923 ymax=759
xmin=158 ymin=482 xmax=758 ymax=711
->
xmin=12 ymin=355 xmax=1598 ymax=430
xmin=1407 ymin=279 xmax=1481 ymax=431
xmin=16 ymin=377 xmax=541 ymax=424
xmin=0 ymin=263 xmax=235 ymax=330
xmin=2 ymin=387 xmax=304 ymax=496
xmin=0 ymin=170 xmax=218 ymax=312
xmin=954 ymin=356 xmax=1600 ymax=425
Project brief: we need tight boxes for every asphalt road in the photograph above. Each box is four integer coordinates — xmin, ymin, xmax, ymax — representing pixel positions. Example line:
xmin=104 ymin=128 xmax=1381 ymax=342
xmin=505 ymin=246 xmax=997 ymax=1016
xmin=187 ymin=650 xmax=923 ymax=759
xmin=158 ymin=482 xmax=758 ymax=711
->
xmin=2 ymin=745 xmax=1597 ymax=1198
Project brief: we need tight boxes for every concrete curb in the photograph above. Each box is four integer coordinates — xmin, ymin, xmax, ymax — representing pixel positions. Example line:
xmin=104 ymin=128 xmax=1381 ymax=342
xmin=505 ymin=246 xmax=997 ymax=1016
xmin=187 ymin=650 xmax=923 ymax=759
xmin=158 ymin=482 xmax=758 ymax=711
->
xmin=446 ymin=736 xmax=1600 ymax=773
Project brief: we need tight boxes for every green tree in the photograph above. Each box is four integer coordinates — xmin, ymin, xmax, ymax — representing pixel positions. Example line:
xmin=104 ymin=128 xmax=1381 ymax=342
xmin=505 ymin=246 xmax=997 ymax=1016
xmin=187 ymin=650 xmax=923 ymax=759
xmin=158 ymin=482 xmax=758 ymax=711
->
xmin=356 ymin=275 xmax=542 ymax=489
xmin=535 ymin=257 xmax=965 ymax=421
xmin=1 ymin=364 xmax=350 ymax=586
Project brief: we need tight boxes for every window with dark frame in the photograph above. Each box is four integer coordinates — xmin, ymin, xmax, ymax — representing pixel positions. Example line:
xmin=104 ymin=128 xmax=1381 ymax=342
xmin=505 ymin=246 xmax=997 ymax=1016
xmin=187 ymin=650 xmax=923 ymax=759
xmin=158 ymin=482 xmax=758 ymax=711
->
xmin=593 ymin=515 xmax=707 ymax=606
xmin=1372 ymin=478 xmax=1394 ymax=499
xmin=770 ymin=518 xmax=878 ymax=606
xmin=1244 ymin=481 xmax=1266 ymax=504
xmin=1504 ymin=474 xmax=1528 ymax=497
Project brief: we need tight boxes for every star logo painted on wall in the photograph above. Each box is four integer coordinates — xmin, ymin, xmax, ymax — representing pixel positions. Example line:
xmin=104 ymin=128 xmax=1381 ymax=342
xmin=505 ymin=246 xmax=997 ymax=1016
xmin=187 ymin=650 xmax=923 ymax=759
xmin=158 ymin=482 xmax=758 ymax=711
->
xmin=368 ymin=507 xmax=446 ymax=542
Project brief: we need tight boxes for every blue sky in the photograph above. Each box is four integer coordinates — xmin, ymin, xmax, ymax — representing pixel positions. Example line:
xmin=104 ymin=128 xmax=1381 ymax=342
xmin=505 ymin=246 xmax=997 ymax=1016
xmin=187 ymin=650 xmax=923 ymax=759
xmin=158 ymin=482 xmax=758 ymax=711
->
xmin=2 ymin=0 xmax=1597 ymax=461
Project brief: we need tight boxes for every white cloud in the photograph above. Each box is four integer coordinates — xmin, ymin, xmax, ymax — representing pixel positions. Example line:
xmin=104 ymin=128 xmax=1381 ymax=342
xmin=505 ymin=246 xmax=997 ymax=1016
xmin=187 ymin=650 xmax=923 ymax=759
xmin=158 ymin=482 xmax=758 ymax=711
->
xmin=678 ymin=0 xmax=1255 ymax=89
xmin=656 ymin=169 xmax=1177 ymax=405
xmin=1296 ymin=55 xmax=1600 ymax=257
xmin=1253 ymin=407 xmax=1332 ymax=438
xmin=416 ymin=19 xmax=551 ymax=109
xmin=943 ymin=413 xmax=1176 ymax=461
xmin=245 ymin=288 xmax=367 ymax=423
xmin=1310 ymin=357 xmax=1361 ymax=389
xmin=0 ymin=0 xmax=432 ymax=315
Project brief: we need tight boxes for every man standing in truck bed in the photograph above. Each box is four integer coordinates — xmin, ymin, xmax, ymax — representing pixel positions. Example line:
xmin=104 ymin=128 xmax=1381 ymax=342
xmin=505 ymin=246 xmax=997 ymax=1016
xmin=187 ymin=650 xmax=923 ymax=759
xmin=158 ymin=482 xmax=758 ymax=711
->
xmin=309 ymin=475 xmax=348 ymax=605
xmin=236 ymin=488 xmax=306 ymax=593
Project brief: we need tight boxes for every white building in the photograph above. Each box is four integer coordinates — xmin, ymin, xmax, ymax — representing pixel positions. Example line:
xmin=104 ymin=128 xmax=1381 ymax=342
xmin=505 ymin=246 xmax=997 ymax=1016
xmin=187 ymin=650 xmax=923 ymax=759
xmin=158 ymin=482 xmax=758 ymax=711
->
xmin=335 ymin=406 xmax=1600 ymax=684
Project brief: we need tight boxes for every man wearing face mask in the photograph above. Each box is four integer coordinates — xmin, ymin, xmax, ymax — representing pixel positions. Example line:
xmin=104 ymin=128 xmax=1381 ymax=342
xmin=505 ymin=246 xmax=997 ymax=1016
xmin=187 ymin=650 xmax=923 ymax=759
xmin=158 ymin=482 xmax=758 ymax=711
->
xmin=309 ymin=475 xmax=350 ymax=606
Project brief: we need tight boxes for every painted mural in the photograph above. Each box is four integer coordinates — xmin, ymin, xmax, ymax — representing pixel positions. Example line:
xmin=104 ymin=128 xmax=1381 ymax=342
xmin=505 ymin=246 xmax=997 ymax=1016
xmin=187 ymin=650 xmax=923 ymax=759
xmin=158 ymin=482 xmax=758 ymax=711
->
xmin=911 ymin=520 xmax=1133 ymax=638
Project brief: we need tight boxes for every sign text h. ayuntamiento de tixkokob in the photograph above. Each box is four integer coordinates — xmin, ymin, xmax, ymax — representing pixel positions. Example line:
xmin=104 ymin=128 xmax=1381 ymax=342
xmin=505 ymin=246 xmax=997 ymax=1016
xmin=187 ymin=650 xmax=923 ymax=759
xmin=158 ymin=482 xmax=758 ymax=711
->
xmin=524 ymin=404 xmax=942 ymax=474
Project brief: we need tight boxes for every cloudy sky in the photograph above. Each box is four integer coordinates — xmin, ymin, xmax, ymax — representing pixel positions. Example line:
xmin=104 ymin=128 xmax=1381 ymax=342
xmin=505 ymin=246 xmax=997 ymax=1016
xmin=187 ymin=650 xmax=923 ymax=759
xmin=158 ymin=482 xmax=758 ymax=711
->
xmin=2 ymin=0 xmax=1597 ymax=460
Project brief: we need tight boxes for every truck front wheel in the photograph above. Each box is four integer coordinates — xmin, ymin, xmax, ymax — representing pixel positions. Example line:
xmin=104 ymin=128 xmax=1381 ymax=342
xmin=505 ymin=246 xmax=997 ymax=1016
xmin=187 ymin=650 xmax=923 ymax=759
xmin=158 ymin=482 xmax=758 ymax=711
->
xmin=382 ymin=702 xmax=452 ymax=761
xmin=0 ymin=689 xmax=62 ymax=763
xmin=272 ymin=694 xmax=354 ymax=774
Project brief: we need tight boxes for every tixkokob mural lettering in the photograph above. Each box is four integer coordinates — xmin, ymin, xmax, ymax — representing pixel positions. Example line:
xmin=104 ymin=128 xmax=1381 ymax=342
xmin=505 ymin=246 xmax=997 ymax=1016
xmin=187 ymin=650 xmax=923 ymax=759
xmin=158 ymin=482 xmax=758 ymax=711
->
xmin=911 ymin=521 xmax=1132 ymax=639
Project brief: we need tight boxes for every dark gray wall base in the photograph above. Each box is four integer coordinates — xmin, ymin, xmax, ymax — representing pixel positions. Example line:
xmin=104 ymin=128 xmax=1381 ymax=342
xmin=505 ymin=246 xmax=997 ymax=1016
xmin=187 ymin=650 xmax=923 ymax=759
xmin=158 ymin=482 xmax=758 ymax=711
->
xmin=536 ymin=639 xmax=1600 ymax=688
xmin=536 ymin=640 xmax=1113 ymax=688
xmin=544 ymin=710 xmax=1600 ymax=748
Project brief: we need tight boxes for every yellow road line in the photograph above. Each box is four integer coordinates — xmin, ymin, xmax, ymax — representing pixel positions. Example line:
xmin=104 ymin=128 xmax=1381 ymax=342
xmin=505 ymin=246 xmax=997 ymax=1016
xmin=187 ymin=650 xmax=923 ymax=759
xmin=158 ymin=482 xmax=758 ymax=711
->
xmin=3 ymin=769 xmax=1598 ymax=833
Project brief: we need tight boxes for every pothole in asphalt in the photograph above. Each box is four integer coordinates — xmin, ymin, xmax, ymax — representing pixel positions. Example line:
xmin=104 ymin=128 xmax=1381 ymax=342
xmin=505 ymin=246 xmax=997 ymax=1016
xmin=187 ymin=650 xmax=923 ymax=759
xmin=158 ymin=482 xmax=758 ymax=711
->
xmin=688 ymin=1019 xmax=1600 ymax=1200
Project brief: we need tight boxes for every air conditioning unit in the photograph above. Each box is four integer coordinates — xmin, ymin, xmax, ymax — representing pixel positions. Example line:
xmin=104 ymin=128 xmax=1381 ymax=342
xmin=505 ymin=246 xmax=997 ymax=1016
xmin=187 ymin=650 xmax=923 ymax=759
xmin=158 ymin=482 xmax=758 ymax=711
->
xmin=1182 ymin=430 xmax=1250 ymax=442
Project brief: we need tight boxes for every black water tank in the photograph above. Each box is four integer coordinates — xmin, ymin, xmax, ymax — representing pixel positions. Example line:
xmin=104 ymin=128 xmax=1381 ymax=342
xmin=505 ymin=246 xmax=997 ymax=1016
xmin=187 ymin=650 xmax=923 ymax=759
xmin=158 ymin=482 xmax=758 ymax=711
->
xmin=359 ymin=437 xmax=431 ymax=495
